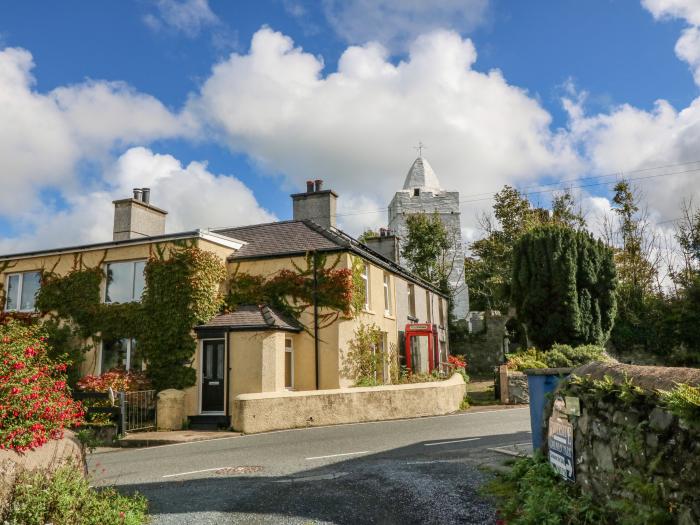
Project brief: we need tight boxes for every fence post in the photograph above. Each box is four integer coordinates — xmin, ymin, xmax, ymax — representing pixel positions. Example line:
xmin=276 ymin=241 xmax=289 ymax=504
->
xmin=119 ymin=391 xmax=127 ymax=435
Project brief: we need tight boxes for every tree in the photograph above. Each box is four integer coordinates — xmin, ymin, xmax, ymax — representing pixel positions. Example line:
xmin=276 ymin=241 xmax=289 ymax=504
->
xmin=605 ymin=181 xmax=660 ymax=354
xmin=401 ymin=212 xmax=452 ymax=293
xmin=466 ymin=186 xmax=546 ymax=311
xmin=551 ymin=189 xmax=586 ymax=230
xmin=511 ymin=225 xmax=617 ymax=349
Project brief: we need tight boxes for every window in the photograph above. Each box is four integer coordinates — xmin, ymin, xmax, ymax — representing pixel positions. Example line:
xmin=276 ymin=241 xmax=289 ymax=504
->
xmin=285 ymin=338 xmax=294 ymax=389
xmin=101 ymin=338 xmax=141 ymax=372
xmin=426 ymin=291 xmax=432 ymax=323
xmin=381 ymin=332 xmax=389 ymax=383
xmin=105 ymin=260 xmax=146 ymax=303
xmin=383 ymin=273 xmax=392 ymax=315
xmin=4 ymin=271 xmax=41 ymax=312
xmin=439 ymin=297 xmax=445 ymax=327
xmin=361 ymin=262 xmax=370 ymax=311
xmin=408 ymin=284 xmax=416 ymax=318
xmin=413 ymin=188 xmax=420 ymax=197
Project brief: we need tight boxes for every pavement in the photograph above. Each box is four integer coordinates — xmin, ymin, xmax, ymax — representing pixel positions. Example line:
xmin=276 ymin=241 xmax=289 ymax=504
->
xmin=89 ymin=407 xmax=531 ymax=524
xmin=118 ymin=430 xmax=241 ymax=447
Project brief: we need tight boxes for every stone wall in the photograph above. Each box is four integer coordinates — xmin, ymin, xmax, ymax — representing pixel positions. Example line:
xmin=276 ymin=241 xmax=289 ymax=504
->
xmin=0 ymin=430 xmax=85 ymax=515
xmin=506 ymin=371 xmax=529 ymax=404
xmin=232 ymin=373 xmax=466 ymax=434
xmin=452 ymin=310 xmax=511 ymax=374
xmin=545 ymin=362 xmax=700 ymax=523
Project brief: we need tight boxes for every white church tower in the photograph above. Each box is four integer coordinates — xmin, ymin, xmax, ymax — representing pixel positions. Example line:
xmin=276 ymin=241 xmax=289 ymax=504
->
xmin=388 ymin=156 xmax=469 ymax=322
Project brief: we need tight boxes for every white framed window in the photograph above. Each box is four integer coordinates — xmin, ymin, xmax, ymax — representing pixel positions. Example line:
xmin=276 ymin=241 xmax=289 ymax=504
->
xmin=439 ymin=297 xmax=445 ymax=327
xmin=361 ymin=262 xmax=370 ymax=311
xmin=383 ymin=272 xmax=392 ymax=315
xmin=408 ymin=284 xmax=416 ymax=318
xmin=285 ymin=338 xmax=294 ymax=389
xmin=426 ymin=291 xmax=432 ymax=323
xmin=101 ymin=338 xmax=141 ymax=372
xmin=105 ymin=260 xmax=146 ymax=303
xmin=4 ymin=271 xmax=41 ymax=312
xmin=381 ymin=332 xmax=389 ymax=383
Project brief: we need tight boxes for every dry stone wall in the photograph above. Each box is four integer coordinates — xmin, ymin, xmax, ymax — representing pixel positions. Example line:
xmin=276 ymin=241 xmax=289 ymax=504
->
xmin=545 ymin=362 xmax=700 ymax=524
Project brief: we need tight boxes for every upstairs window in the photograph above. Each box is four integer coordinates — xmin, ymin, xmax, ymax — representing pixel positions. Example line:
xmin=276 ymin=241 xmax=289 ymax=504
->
xmin=361 ymin=262 xmax=371 ymax=311
xmin=383 ymin=272 xmax=392 ymax=315
xmin=439 ymin=297 xmax=445 ymax=327
xmin=285 ymin=338 xmax=294 ymax=389
xmin=105 ymin=260 xmax=146 ymax=303
xmin=5 ymin=271 xmax=41 ymax=312
xmin=408 ymin=283 xmax=416 ymax=318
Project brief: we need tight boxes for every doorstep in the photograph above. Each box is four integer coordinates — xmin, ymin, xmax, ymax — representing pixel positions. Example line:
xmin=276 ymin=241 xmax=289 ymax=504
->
xmin=117 ymin=430 xmax=241 ymax=448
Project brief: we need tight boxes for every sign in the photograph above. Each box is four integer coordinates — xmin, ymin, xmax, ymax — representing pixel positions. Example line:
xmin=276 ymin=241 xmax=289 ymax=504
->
xmin=565 ymin=396 xmax=581 ymax=417
xmin=407 ymin=323 xmax=432 ymax=332
xmin=548 ymin=417 xmax=575 ymax=482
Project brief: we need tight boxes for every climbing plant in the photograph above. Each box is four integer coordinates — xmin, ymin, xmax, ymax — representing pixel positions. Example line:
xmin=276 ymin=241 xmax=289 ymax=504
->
xmin=34 ymin=246 xmax=226 ymax=391
xmin=140 ymin=247 xmax=225 ymax=391
xmin=224 ymin=252 xmax=354 ymax=330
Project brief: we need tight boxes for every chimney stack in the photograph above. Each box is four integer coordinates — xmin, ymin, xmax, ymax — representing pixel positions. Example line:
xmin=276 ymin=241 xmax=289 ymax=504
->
xmin=113 ymin=188 xmax=167 ymax=241
xmin=291 ymin=179 xmax=338 ymax=229
xmin=364 ymin=228 xmax=400 ymax=262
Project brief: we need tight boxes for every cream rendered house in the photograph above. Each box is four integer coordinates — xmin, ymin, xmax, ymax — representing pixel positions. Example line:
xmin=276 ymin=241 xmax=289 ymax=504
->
xmin=0 ymin=180 xmax=450 ymax=428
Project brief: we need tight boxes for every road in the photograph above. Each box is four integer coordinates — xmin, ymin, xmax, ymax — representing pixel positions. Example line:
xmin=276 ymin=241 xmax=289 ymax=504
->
xmin=90 ymin=407 xmax=531 ymax=525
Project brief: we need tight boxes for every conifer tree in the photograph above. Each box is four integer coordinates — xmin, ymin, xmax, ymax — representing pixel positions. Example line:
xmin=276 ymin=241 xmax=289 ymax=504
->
xmin=511 ymin=225 xmax=617 ymax=349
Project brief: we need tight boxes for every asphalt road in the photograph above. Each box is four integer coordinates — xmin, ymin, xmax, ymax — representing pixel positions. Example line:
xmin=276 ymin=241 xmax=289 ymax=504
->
xmin=90 ymin=407 xmax=531 ymax=525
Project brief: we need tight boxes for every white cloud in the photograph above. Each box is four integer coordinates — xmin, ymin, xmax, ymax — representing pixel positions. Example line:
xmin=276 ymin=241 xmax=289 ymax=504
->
xmin=187 ymin=27 xmax=580 ymax=235
xmin=143 ymin=0 xmax=219 ymax=38
xmin=322 ymin=0 xmax=489 ymax=51
xmin=0 ymin=47 xmax=187 ymax=217
xmin=675 ymin=26 xmax=700 ymax=85
xmin=642 ymin=0 xmax=700 ymax=26
xmin=0 ymin=147 xmax=275 ymax=254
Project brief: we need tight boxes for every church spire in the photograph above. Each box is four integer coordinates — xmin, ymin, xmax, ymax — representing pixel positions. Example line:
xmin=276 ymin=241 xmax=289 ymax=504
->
xmin=402 ymin=156 xmax=442 ymax=193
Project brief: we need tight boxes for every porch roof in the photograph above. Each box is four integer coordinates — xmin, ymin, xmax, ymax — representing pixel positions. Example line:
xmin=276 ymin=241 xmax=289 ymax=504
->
xmin=195 ymin=304 xmax=302 ymax=334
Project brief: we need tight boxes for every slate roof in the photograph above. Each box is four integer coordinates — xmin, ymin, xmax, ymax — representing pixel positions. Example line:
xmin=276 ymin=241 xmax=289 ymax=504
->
xmin=213 ymin=219 xmax=447 ymax=297
xmin=196 ymin=304 xmax=301 ymax=333
xmin=402 ymin=156 xmax=442 ymax=193
xmin=215 ymin=220 xmax=338 ymax=260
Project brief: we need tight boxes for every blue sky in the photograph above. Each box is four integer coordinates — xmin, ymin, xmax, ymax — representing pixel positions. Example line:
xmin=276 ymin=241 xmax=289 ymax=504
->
xmin=0 ymin=0 xmax=699 ymax=251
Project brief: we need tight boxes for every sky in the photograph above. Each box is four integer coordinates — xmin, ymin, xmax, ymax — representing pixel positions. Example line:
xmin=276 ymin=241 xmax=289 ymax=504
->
xmin=0 ymin=0 xmax=699 ymax=254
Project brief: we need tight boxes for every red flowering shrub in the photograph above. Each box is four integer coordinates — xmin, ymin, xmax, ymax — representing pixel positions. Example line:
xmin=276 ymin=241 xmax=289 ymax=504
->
xmin=76 ymin=368 xmax=152 ymax=393
xmin=448 ymin=354 xmax=467 ymax=370
xmin=0 ymin=321 xmax=84 ymax=452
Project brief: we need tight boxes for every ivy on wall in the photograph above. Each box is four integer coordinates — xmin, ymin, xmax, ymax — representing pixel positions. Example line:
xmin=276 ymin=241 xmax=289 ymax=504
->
xmin=224 ymin=252 xmax=355 ymax=329
xmin=33 ymin=246 xmax=225 ymax=391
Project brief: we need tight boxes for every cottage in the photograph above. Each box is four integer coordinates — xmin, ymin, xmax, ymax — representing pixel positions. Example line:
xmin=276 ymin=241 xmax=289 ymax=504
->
xmin=0 ymin=181 xmax=450 ymax=427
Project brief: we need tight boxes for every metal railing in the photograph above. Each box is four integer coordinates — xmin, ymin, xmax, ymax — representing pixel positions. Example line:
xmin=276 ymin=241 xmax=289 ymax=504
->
xmin=119 ymin=390 xmax=157 ymax=433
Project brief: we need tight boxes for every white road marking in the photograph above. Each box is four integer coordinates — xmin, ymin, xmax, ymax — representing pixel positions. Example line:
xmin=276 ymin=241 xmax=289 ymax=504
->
xmin=306 ymin=451 xmax=370 ymax=460
xmin=424 ymin=437 xmax=480 ymax=447
xmin=162 ymin=466 xmax=231 ymax=478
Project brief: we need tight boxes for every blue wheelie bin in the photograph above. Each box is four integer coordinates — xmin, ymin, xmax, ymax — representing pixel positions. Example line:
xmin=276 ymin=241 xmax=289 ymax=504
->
xmin=524 ymin=367 xmax=573 ymax=450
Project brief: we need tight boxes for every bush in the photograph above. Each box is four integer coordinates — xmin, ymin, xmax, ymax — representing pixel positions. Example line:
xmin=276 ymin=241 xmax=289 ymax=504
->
xmin=545 ymin=344 xmax=609 ymax=368
xmin=506 ymin=349 xmax=548 ymax=372
xmin=0 ymin=321 xmax=84 ymax=452
xmin=76 ymin=369 xmax=152 ymax=393
xmin=4 ymin=462 xmax=148 ymax=525
xmin=506 ymin=344 xmax=609 ymax=372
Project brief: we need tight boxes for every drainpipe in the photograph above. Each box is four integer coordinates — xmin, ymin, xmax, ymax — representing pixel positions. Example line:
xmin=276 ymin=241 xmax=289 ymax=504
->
xmin=225 ymin=328 xmax=231 ymax=427
xmin=313 ymin=252 xmax=320 ymax=390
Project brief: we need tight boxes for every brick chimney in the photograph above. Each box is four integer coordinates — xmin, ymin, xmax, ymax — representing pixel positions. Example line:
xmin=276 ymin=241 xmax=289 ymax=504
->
xmin=291 ymin=180 xmax=338 ymax=229
xmin=112 ymin=188 xmax=167 ymax=241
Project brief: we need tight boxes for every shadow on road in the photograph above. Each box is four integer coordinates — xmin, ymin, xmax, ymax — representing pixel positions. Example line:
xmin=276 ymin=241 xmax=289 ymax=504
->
xmin=110 ymin=430 xmax=531 ymax=524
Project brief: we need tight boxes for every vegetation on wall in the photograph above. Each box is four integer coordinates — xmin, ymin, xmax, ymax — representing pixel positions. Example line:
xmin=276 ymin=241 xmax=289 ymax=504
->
xmin=34 ymin=246 xmax=225 ymax=391
xmin=140 ymin=247 xmax=225 ymax=391
xmin=225 ymin=252 xmax=355 ymax=329
xmin=401 ymin=212 xmax=452 ymax=294
xmin=511 ymin=225 xmax=618 ymax=349
xmin=341 ymin=322 xmax=387 ymax=386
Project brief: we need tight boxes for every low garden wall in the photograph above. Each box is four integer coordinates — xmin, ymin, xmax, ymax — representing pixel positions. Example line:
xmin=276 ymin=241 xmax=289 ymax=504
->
xmin=0 ymin=430 xmax=85 ymax=515
xmin=545 ymin=362 xmax=700 ymax=523
xmin=232 ymin=373 xmax=466 ymax=434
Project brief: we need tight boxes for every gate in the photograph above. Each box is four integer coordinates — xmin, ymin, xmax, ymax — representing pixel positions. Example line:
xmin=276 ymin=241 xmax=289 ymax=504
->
xmin=119 ymin=390 xmax=157 ymax=433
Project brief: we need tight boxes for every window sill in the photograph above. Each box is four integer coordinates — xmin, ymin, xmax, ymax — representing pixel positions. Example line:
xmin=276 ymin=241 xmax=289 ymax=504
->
xmin=362 ymin=309 xmax=376 ymax=315
xmin=384 ymin=313 xmax=395 ymax=320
